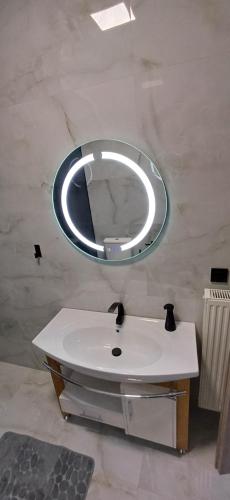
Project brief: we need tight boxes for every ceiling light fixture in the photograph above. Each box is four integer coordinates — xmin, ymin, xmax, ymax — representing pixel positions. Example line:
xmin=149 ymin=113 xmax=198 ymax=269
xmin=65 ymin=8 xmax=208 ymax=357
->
xmin=90 ymin=2 xmax=135 ymax=31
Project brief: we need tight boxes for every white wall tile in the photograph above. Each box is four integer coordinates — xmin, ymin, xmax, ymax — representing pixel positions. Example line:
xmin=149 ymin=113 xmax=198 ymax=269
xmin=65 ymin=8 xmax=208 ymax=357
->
xmin=0 ymin=0 xmax=230 ymax=367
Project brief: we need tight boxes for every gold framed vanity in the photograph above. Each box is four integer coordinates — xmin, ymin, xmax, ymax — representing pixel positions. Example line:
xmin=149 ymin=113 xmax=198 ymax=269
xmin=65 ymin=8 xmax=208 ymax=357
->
xmin=46 ymin=356 xmax=190 ymax=453
xmin=32 ymin=308 xmax=197 ymax=454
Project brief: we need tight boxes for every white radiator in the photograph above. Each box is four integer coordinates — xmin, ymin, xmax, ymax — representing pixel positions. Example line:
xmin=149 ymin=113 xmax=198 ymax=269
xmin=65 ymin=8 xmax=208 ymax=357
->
xmin=198 ymin=288 xmax=230 ymax=412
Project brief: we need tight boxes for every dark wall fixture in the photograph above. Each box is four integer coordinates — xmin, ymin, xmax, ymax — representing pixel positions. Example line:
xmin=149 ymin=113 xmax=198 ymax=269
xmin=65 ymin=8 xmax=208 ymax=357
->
xmin=34 ymin=244 xmax=42 ymax=265
xmin=210 ymin=268 xmax=229 ymax=283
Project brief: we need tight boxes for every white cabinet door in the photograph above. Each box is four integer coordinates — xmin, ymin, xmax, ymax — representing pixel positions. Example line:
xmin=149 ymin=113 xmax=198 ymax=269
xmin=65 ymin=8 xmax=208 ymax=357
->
xmin=121 ymin=383 xmax=177 ymax=448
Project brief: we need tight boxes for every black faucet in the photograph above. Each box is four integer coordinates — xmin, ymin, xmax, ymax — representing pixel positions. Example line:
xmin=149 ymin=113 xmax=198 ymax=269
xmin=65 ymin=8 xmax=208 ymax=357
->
xmin=108 ymin=302 xmax=125 ymax=326
xmin=164 ymin=303 xmax=176 ymax=332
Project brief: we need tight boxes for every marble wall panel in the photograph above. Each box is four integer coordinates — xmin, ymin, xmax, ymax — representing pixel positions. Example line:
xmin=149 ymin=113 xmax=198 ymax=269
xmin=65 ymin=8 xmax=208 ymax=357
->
xmin=0 ymin=0 xmax=230 ymax=367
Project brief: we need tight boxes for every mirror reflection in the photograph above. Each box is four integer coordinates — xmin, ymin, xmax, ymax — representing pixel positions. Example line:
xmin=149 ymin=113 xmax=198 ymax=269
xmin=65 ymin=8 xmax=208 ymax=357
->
xmin=53 ymin=140 xmax=168 ymax=263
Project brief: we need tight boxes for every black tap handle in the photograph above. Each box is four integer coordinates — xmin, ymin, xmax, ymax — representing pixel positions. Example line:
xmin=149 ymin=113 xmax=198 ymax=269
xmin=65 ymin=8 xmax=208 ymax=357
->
xmin=108 ymin=302 xmax=125 ymax=326
xmin=108 ymin=302 xmax=120 ymax=313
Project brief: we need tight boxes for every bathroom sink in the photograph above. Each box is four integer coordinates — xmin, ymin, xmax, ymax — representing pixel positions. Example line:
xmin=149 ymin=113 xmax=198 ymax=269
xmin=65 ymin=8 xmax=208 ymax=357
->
xmin=63 ymin=326 xmax=162 ymax=370
xmin=32 ymin=308 xmax=198 ymax=383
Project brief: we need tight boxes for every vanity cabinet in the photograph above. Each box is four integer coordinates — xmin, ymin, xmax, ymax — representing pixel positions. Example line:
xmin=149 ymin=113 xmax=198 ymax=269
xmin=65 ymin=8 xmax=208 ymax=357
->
xmin=46 ymin=357 xmax=190 ymax=452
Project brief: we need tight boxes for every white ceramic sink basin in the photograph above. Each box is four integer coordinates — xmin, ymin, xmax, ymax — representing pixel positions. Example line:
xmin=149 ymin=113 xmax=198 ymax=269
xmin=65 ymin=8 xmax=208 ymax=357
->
xmin=32 ymin=308 xmax=198 ymax=382
xmin=63 ymin=326 xmax=162 ymax=370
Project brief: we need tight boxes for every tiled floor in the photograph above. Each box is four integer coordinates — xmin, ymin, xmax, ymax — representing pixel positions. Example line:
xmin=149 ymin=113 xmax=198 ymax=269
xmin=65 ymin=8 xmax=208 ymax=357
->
xmin=0 ymin=361 xmax=229 ymax=500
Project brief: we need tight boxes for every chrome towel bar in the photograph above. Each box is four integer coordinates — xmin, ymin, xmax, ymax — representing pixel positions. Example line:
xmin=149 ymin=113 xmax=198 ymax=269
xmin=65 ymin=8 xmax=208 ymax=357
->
xmin=43 ymin=361 xmax=187 ymax=400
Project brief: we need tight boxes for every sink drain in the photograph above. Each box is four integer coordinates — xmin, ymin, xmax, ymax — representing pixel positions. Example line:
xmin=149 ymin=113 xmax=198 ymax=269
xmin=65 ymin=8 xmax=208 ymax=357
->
xmin=112 ymin=347 xmax=122 ymax=357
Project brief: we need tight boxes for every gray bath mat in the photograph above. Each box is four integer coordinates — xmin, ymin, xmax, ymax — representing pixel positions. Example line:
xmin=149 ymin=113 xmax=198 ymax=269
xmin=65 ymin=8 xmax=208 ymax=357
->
xmin=0 ymin=432 xmax=94 ymax=499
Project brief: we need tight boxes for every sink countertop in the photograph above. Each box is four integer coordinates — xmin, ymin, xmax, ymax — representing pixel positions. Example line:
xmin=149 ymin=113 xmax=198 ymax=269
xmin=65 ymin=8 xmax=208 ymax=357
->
xmin=32 ymin=308 xmax=199 ymax=383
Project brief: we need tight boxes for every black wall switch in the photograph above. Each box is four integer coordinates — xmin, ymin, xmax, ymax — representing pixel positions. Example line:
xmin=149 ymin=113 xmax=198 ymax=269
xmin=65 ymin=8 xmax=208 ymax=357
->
xmin=210 ymin=268 xmax=229 ymax=283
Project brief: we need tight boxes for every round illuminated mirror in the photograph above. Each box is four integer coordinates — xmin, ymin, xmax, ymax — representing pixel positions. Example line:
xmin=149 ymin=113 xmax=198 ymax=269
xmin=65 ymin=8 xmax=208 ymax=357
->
xmin=53 ymin=140 xmax=168 ymax=263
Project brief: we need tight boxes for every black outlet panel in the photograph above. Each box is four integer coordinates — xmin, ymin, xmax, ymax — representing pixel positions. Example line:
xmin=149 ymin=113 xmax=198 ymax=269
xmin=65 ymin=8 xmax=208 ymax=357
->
xmin=210 ymin=268 xmax=229 ymax=283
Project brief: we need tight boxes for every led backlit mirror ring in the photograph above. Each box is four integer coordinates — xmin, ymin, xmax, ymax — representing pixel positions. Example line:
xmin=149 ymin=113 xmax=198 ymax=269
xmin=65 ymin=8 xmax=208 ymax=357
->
xmin=53 ymin=140 xmax=168 ymax=264
xmin=61 ymin=152 xmax=156 ymax=254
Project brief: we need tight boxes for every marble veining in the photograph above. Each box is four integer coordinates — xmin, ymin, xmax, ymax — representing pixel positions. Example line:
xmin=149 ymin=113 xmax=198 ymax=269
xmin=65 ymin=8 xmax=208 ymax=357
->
xmin=0 ymin=0 xmax=230 ymax=367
